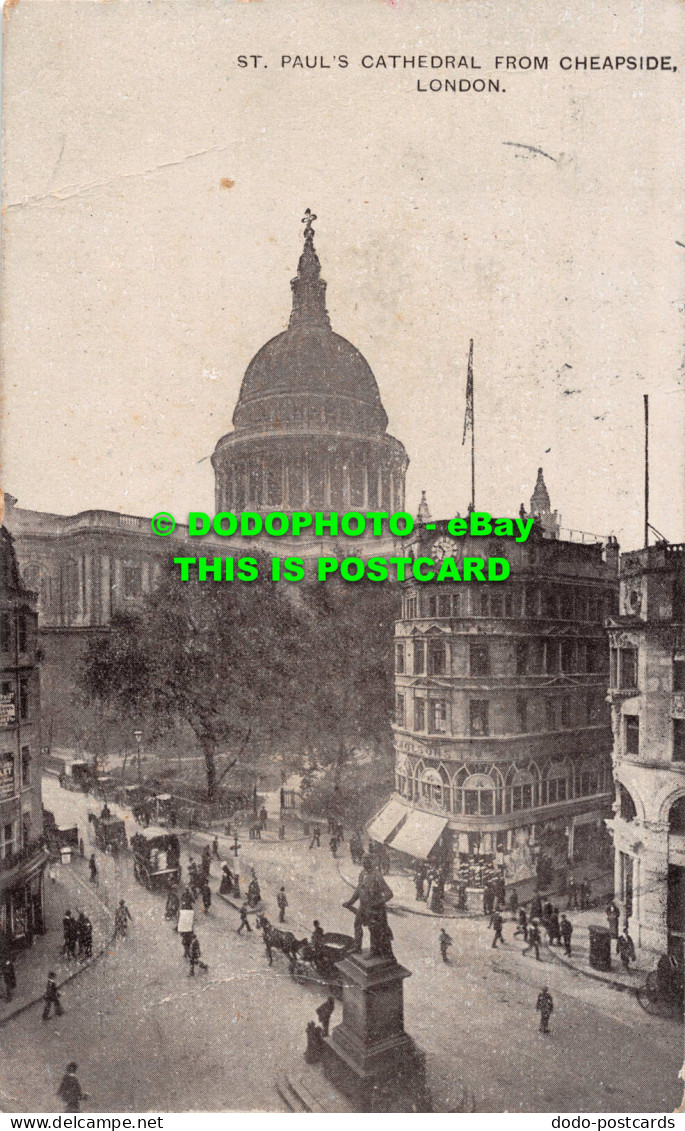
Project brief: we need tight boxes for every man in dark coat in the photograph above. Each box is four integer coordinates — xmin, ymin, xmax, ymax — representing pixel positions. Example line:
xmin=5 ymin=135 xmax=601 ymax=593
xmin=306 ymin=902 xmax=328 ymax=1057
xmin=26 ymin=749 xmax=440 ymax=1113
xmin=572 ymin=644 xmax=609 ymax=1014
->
xmin=2 ymin=957 xmax=17 ymax=1002
xmin=309 ymin=824 xmax=321 ymax=849
xmin=63 ymin=911 xmax=77 ymax=959
xmin=490 ymin=909 xmax=505 ymax=948
xmin=201 ymin=882 xmax=212 ymax=914
xmin=606 ymin=901 xmax=620 ymax=944
xmin=617 ymin=927 xmax=636 ymax=970
xmin=547 ymin=907 xmax=561 ymax=947
xmin=514 ymin=908 xmax=528 ymax=941
xmin=316 ymin=996 xmax=335 ymax=1037
xmin=524 ymin=920 xmax=541 ymax=960
xmin=277 ymin=887 xmax=288 ymax=923
xmin=559 ymin=914 xmax=573 ymax=956
xmin=57 ymin=1063 xmax=87 ymax=1113
xmin=188 ymin=933 xmax=208 ymax=976
xmin=439 ymin=927 xmax=453 ymax=963
xmin=536 ymin=986 xmax=554 ymax=1033
xmin=88 ymin=854 xmax=98 ymax=884
xmin=42 ymin=971 xmax=63 ymax=1020
xmin=237 ymin=904 xmax=252 ymax=934
xmin=530 ymin=892 xmax=543 ymax=921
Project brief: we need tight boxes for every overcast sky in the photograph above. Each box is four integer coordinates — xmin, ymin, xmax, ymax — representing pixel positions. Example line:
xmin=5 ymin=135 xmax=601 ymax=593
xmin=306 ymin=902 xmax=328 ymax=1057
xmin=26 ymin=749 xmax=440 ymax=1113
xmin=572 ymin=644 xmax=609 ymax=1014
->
xmin=2 ymin=0 xmax=683 ymax=550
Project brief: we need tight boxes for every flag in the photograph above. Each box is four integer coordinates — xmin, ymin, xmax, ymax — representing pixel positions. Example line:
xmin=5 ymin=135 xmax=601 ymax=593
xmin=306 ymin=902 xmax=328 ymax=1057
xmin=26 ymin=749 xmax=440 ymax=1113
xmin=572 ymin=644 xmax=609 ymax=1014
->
xmin=462 ymin=338 xmax=474 ymax=445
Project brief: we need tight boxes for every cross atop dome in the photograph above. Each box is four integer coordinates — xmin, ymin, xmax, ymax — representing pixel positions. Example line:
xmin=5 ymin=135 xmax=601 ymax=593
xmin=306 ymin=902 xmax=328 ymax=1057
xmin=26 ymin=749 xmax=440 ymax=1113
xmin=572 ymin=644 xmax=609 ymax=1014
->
xmin=289 ymin=207 xmax=331 ymax=330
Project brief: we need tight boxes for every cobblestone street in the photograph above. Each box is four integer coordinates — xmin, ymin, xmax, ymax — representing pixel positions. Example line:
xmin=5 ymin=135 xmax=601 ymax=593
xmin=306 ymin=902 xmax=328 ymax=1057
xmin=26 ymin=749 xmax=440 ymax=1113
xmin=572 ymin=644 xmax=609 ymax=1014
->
xmin=1 ymin=778 xmax=681 ymax=1113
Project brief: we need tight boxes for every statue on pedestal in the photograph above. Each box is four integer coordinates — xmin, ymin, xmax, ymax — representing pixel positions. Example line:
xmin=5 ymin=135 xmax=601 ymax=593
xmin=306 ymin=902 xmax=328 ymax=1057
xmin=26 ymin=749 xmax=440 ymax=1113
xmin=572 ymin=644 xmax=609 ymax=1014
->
xmin=343 ymin=855 xmax=394 ymax=959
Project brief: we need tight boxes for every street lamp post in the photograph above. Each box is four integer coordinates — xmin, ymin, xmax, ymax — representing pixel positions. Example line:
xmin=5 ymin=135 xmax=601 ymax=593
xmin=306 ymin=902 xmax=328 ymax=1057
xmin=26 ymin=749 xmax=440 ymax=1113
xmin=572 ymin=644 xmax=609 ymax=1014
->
xmin=133 ymin=729 xmax=143 ymax=783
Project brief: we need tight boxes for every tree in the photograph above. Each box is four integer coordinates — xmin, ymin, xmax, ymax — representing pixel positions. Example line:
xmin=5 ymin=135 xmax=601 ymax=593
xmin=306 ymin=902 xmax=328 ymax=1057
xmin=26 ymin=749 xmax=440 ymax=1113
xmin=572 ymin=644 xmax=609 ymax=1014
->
xmin=77 ymin=556 xmax=303 ymax=801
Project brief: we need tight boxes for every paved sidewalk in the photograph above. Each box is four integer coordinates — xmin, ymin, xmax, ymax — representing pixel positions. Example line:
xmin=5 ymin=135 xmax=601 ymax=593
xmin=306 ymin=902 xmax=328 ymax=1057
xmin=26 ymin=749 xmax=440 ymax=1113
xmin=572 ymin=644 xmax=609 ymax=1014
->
xmin=545 ymin=910 xmax=653 ymax=993
xmin=0 ymin=857 xmax=114 ymax=1026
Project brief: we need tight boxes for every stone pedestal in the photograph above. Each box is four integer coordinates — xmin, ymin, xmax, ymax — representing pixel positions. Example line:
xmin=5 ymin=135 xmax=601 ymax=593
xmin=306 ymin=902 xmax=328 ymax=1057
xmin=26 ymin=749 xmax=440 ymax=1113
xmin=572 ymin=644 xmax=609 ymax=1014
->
xmin=321 ymin=951 xmax=430 ymax=1112
xmin=465 ymin=886 xmax=486 ymax=914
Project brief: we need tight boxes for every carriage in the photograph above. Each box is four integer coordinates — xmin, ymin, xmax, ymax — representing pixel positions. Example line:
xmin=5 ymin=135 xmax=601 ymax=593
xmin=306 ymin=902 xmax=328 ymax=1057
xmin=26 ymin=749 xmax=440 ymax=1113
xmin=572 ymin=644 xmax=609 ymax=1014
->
xmin=637 ymin=956 xmax=684 ymax=1019
xmin=131 ymin=828 xmax=181 ymax=890
xmin=93 ymin=814 xmax=128 ymax=853
xmin=289 ymin=931 xmax=356 ymax=994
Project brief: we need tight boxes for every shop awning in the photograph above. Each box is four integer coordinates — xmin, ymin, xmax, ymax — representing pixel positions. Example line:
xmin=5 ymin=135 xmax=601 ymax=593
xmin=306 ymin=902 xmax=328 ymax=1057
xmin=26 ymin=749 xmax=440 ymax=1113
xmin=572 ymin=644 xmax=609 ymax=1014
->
xmin=367 ymin=798 xmax=408 ymax=844
xmin=389 ymin=809 xmax=448 ymax=860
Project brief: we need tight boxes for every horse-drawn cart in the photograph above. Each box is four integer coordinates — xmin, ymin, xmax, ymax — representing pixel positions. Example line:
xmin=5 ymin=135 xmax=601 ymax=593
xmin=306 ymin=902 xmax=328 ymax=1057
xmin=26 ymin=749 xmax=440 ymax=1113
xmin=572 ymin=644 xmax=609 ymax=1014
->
xmin=93 ymin=814 xmax=128 ymax=853
xmin=290 ymin=931 xmax=355 ymax=996
xmin=131 ymin=828 xmax=181 ymax=891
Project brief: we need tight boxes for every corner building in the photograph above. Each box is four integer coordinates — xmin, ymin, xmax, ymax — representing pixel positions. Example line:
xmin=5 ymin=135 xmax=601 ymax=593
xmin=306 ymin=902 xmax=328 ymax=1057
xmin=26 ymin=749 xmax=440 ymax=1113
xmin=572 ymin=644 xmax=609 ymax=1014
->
xmin=1 ymin=526 xmax=48 ymax=950
xmin=382 ymin=480 xmax=619 ymax=905
xmin=606 ymin=541 xmax=685 ymax=962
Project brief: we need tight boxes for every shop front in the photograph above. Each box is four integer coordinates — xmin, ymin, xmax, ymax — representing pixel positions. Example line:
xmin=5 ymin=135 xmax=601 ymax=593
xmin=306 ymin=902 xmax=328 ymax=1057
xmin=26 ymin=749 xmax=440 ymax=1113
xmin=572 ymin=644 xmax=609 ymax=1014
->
xmin=0 ymin=844 xmax=49 ymax=952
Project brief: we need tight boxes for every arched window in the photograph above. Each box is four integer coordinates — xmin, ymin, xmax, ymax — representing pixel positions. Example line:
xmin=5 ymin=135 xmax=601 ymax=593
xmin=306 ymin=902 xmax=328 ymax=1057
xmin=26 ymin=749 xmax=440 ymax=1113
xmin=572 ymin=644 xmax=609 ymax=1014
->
xmin=668 ymin=795 xmax=685 ymax=834
xmin=463 ymin=772 xmax=497 ymax=817
xmin=420 ymin=767 xmax=445 ymax=809
xmin=618 ymin=783 xmax=637 ymax=822
xmin=544 ymin=762 xmax=570 ymax=805
xmin=509 ymin=769 xmax=534 ymax=812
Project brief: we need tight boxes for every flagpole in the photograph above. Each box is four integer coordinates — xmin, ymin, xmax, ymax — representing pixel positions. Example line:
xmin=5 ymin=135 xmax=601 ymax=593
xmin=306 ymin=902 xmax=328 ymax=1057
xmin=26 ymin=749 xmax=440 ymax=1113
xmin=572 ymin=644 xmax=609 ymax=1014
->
xmin=470 ymin=340 xmax=475 ymax=511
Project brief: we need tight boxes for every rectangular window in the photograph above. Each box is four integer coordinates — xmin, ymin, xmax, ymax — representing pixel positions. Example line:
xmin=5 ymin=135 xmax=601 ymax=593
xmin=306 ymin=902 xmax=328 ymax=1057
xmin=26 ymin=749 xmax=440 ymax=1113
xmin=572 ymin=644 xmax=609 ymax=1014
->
xmin=19 ymin=679 xmax=29 ymax=721
xmin=428 ymin=641 xmax=447 ymax=676
xmin=543 ymin=641 xmax=559 ymax=674
xmin=560 ymin=589 xmax=574 ymax=619
xmin=545 ymin=697 xmax=555 ymax=730
xmin=0 ymin=754 xmax=15 ymax=802
xmin=625 ymin=714 xmax=640 ymax=755
xmin=588 ymin=692 xmax=604 ymax=724
xmin=490 ymin=592 xmax=503 ymax=617
xmin=620 ymin=649 xmax=638 ymax=690
xmin=673 ymin=719 xmax=685 ymax=762
xmin=438 ymin=595 xmax=451 ymax=618
xmin=405 ymin=597 xmax=417 ymax=619
xmin=544 ymin=589 xmax=558 ymax=618
xmin=1 ymin=821 xmax=15 ymax=860
xmin=413 ymin=641 xmax=425 ymax=675
xmin=674 ymin=659 xmax=685 ymax=693
xmin=395 ymin=644 xmax=405 ymax=674
xmin=450 ymin=593 xmax=461 ymax=617
xmin=469 ymin=700 xmax=489 ymax=736
xmin=480 ymin=590 xmax=489 ymax=616
xmin=414 ymin=698 xmax=425 ymax=731
xmin=395 ymin=694 xmax=405 ymax=727
xmin=561 ymin=696 xmax=572 ymax=728
xmin=561 ymin=641 xmax=575 ymax=673
xmin=504 ymin=593 xmax=513 ymax=618
xmin=21 ymin=746 xmax=30 ymax=787
xmin=17 ymin=616 xmax=27 ymax=654
xmin=587 ymin=641 xmax=606 ymax=674
xmin=429 ymin=700 xmax=448 ymax=734
xmin=469 ymin=640 xmax=490 ymax=676
xmin=516 ymin=641 xmax=528 ymax=675
xmin=0 ymin=612 xmax=11 ymax=653
xmin=516 ymin=695 xmax=527 ymax=733
xmin=610 ymin=647 xmax=618 ymax=688
xmin=428 ymin=596 xmax=437 ymax=617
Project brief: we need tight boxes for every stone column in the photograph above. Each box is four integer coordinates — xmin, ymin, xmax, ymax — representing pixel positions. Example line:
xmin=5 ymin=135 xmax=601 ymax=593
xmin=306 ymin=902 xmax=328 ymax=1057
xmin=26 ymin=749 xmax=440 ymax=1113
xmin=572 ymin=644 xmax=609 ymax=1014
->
xmin=83 ymin=554 xmax=93 ymax=624
xmin=100 ymin=556 xmax=111 ymax=625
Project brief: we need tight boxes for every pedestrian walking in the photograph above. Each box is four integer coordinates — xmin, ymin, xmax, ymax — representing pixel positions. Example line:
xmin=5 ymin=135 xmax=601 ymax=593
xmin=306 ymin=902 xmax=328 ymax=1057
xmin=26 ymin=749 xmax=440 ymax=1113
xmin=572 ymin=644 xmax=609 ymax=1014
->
xmin=312 ymin=920 xmax=325 ymax=957
xmin=559 ymin=914 xmax=573 ymax=956
xmin=259 ymin=806 xmax=268 ymax=831
xmin=57 ymin=1063 xmax=88 ymax=1113
xmin=316 ymin=996 xmax=335 ymax=1037
xmin=81 ymin=916 xmax=93 ymax=959
xmin=566 ymin=875 xmax=577 ymax=910
xmin=114 ymin=899 xmax=132 ymax=939
xmin=514 ymin=908 xmax=528 ymax=941
xmin=309 ymin=824 xmax=321 ymax=849
xmin=617 ymin=926 xmax=636 ymax=970
xmin=237 ymin=904 xmax=252 ymax=934
xmin=180 ymin=885 xmax=195 ymax=910
xmin=277 ymin=887 xmax=288 ymax=923
xmin=329 ymin=834 xmax=338 ymax=858
xmin=530 ymin=892 xmax=543 ymax=921
xmin=3 ymin=956 xmax=17 ymax=1002
xmin=579 ymin=877 xmax=591 ymax=910
xmin=165 ymin=884 xmax=180 ymax=922
xmin=536 ymin=986 xmax=554 ymax=1033
xmin=278 ymin=823 xmax=285 ymax=841
xmin=414 ymin=866 xmax=426 ymax=902
xmin=201 ymin=881 xmax=212 ymax=914
xmin=201 ymin=844 xmax=212 ymax=876
xmin=63 ymin=910 xmax=78 ymax=959
xmin=88 ymin=854 xmax=98 ymax=884
xmin=188 ymin=933 xmax=208 ymax=976
xmin=188 ymin=859 xmax=200 ymax=896
xmin=606 ymin=900 xmax=620 ymax=945
xmin=490 ymin=909 xmax=505 ymax=948
xmin=547 ymin=907 xmax=561 ymax=947
xmin=523 ymin=920 xmax=541 ymax=960
xmin=42 ymin=971 xmax=64 ymax=1020
xmin=508 ymin=889 xmax=519 ymax=916
xmin=438 ymin=927 xmax=453 ymax=963
xmin=76 ymin=912 xmax=89 ymax=959
xmin=212 ymin=836 xmax=220 ymax=859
